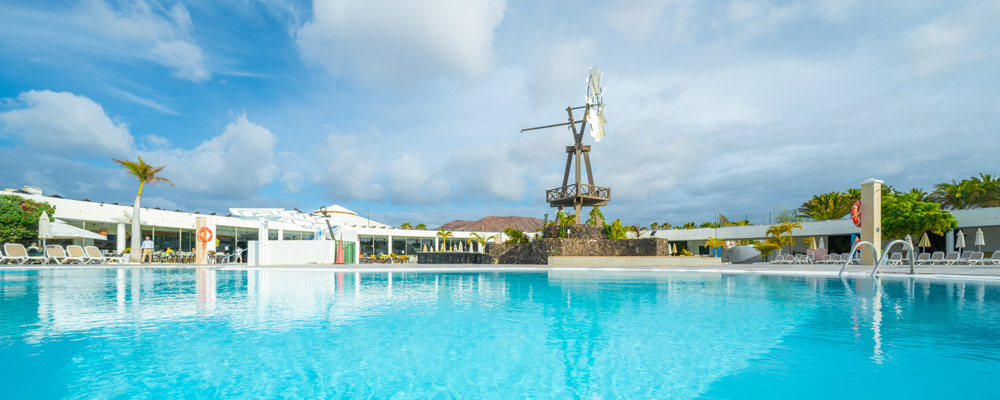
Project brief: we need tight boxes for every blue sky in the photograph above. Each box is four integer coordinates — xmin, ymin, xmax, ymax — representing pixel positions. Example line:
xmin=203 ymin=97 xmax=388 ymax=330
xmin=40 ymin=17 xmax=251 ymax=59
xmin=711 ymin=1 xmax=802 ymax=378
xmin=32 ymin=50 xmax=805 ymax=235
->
xmin=1 ymin=0 xmax=998 ymax=228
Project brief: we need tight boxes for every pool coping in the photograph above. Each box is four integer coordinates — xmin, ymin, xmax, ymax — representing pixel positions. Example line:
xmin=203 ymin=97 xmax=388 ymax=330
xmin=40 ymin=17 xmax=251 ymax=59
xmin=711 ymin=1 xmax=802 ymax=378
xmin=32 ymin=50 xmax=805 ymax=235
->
xmin=4 ymin=263 xmax=1000 ymax=283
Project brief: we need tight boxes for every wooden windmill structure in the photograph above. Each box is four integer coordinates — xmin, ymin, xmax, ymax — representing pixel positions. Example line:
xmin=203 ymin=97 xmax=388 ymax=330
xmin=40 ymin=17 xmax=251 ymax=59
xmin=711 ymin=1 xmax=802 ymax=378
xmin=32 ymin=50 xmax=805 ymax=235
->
xmin=521 ymin=66 xmax=611 ymax=224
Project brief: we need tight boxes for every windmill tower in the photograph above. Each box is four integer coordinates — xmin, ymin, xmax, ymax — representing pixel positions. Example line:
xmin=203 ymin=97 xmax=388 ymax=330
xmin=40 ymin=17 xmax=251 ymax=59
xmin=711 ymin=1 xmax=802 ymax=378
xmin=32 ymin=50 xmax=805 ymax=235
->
xmin=521 ymin=66 xmax=611 ymax=224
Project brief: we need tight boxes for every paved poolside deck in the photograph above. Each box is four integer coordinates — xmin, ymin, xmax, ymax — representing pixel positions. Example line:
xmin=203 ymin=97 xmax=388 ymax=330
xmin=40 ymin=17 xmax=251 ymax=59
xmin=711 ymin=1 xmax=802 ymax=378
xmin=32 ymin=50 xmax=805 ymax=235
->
xmin=4 ymin=262 xmax=1000 ymax=281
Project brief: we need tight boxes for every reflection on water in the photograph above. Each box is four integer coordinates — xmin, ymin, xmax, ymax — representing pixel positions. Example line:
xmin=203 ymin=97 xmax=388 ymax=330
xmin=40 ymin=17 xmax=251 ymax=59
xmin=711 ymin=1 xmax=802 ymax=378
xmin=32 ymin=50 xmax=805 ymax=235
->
xmin=1 ymin=269 xmax=999 ymax=399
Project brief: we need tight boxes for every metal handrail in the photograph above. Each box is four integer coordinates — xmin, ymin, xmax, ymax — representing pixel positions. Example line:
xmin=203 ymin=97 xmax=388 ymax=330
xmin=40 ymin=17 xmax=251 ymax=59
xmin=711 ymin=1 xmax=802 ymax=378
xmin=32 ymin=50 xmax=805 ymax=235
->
xmin=871 ymin=239 xmax=917 ymax=276
xmin=220 ymin=248 xmax=247 ymax=264
xmin=839 ymin=241 xmax=879 ymax=277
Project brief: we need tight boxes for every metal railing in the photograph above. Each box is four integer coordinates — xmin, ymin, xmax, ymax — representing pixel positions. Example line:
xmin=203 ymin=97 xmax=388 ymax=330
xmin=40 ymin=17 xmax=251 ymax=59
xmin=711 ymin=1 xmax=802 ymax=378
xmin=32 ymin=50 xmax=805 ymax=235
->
xmin=840 ymin=239 xmax=918 ymax=277
xmin=546 ymin=184 xmax=611 ymax=202
xmin=871 ymin=239 xmax=917 ymax=276
xmin=839 ymin=241 xmax=879 ymax=277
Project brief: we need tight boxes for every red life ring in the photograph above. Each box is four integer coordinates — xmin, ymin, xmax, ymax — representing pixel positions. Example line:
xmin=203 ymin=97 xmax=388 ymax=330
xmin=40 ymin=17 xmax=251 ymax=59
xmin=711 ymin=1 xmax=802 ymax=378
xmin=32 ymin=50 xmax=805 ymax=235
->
xmin=851 ymin=200 xmax=862 ymax=228
xmin=198 ymin=227 xmax=214 ymax=243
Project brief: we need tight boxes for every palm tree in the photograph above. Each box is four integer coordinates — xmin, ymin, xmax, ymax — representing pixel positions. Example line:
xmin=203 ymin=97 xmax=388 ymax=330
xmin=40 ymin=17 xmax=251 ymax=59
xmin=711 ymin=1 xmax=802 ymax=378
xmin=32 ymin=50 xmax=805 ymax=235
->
xmin=705 ymin=237 xmax=725 ymax=256
xmin=798 ymin=191 xmax=853 ymax=220
xmin=399 ymin=222 xmax=412 ymax=230
xmin=931 ymin=179 xmax=985 ymax=209
xmin=752 ymin=241 xmax=781 ymax=262
xmin=113 ymin=157 xmax=173 ymax=262
xmin=415 ymin=223 xmax=427 ymax=230
xmin=845 ymin=188 xmax=861 ymax=201
xmin=777 ymin=221 xmax=802 ymax=254
xmin=630 ymin=224 xmax=643 ymax=238
xmin=436 ymin=228 xmax=453 ymax=251
xmin=470 ymin=232 xmax=497 ymax=253
xmin=765 ymin=225 xmax=785 ymax=239
xmin=977 ymin=173 xmax=1000 ymax=207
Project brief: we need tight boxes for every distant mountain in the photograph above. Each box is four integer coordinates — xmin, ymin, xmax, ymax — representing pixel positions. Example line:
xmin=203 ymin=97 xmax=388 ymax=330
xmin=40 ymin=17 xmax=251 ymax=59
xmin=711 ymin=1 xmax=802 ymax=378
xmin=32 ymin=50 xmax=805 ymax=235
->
xmin=439 ymin=216 xmax=544 ymax=232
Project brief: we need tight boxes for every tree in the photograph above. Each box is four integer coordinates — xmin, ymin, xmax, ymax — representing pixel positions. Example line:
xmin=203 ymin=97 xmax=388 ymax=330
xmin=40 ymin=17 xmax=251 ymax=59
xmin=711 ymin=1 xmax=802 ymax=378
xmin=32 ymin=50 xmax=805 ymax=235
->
xmin=399 ymin=222 xmax=413 ymax=230
xmin=681 ymin=222 xmax=697 ymax=229
xmin=630 ymin=224 xmax=643 ymax=238
xmin=470 ymin=232 xmax=497 ymax=252
xmin=113 ymin=157 xmax=173 ymax=262
xmin=799 ymin=191 xmax=853 ymax=220
xmin=776 ymin=221 xmax=802 ymax=254
xmin=705 ymin=237 xmax=725 ymax=256
xmin=650 ymin=222 xmax=659 ymax=232
xmin=845 ymin=188 xmax=862 ymax=201
xmin=436 ymin=228 xmax=454 ymax=251
xmin=0 ymin=195 xmax=56 ymax=244
xmin=605 ymin=219 xmax=627 ymax=239
xmin=882 ymin=193 xmax=958 ymax=240
xmin=773 ymin=205 xmax=801 ymax=223
xmin=586 ymin=206 xmax=605 ymax=226
xmin=975 ymin=173 xmax=1000 ymax=207
xmin=503 ymin=228 xmax=529 ymax=244
xmin=931 ymin=179 xmax=985 ymax=210
xmin=415 ymin=223 xmax=427 ymax=229
xmin=753 ymin=241 xmax=781 ymax=262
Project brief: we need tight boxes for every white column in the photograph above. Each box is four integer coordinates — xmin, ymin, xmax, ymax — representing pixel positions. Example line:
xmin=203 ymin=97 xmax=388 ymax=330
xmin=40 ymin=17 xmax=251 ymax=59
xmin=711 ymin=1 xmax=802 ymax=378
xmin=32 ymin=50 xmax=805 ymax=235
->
xmin=946 ymin=229 xmax=955 ymax=253
xmin=116 ymin=223 xmax=126 ymax=254
xmin=435 ymin=236 xmax=440 ymax=251
xmin=860 ymin=178 xmax=883 ymax=265
xmin=387 ymin=234 xmax=393 ymax=255
xmin=258 ymin=218 xmax=268 ymax=242
xmin=277 ymin=228 xmax=284 ymax=241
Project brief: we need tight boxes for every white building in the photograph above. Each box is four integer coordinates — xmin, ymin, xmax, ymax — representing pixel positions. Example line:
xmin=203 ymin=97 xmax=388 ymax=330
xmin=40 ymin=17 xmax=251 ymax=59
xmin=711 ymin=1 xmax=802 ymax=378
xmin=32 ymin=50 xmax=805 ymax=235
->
xmin=3 ymin=186 xmax=506 ymax=261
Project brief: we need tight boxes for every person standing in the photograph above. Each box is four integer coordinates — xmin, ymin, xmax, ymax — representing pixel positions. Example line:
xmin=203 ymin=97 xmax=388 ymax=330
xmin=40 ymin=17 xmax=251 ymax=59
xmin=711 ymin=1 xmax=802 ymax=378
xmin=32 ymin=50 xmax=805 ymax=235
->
xmin=141 ymin=236 xmax=155 ymax=263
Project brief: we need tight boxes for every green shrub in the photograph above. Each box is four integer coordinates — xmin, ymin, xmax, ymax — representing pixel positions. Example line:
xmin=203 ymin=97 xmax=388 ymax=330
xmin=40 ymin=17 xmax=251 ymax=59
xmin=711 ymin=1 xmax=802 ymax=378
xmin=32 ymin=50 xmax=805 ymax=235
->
xmin=0 ymin=195 xmax=56 ymax=244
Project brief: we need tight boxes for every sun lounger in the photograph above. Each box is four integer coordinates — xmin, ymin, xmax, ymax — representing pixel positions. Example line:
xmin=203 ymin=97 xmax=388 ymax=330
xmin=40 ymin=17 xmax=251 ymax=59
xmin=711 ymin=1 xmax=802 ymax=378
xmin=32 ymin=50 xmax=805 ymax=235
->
xmin=927 ymin=251 xmax=945 ymax=265
xmin=888 ymin=252 xmax=902 ymax=265
xmin=966 ymin=252 xmax=984 ymax=265
xmin=959 ymin=251 xmax=973 ymax=264
xmin=65 ymin=246 xmax=89 ymax=264
xmin=990 ymin=252 xmax=1000 ymax=266
xmin=915 ymin=253 xmax=931 ymax=264
xmin=943 ymin=251 xmax=960 ymax=265
xmin=45 ymin=245 xmax=69 ymax=264
xmin=83 ymin=246 xmax=112 ymax=264
xmin=4 ymin=243 xmax=46 ymax=264
xmin=0 ymin=247 xmax=9 ymax=264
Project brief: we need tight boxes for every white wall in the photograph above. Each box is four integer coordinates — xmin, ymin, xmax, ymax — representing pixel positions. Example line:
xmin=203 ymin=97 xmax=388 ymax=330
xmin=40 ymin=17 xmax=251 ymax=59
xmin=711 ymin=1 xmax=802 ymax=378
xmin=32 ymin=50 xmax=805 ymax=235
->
xmin=249 ymin=240 xmax=344 ymax=266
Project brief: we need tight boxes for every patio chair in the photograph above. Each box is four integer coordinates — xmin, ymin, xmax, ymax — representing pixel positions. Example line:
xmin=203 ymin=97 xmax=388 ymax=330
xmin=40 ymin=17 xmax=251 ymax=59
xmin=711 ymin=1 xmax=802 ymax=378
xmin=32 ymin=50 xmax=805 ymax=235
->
xmin=45 ymin=245 xmax=70 ymax=264
xmin=959 ymin=251 xmax=973 ymax=264
xmin=5 ymin=243 xmax=45 ymax=264
xmin=818 ymin=254 xmax=832 ymax=264
xmin=915 ymin=253 xmax=931 ymax=265
xmin=66 ymin=246 xmax=89 ymax=264
xmin=888 ymin=252 xmax=903 ymax=265
xmin=0 ymin=246 xmax=9 ymax=264
xmin=928 ymin=251 xmax=946 ymax=265
xmin=943 ymin=251 xmax=960 ymax=265
xmin=967 ymin=252 xmax=984 ymax=265
xmin=84 ymin=246 xmax=111 ymax=264
xmin=990 ymin=252 xmax=1000 ymax=266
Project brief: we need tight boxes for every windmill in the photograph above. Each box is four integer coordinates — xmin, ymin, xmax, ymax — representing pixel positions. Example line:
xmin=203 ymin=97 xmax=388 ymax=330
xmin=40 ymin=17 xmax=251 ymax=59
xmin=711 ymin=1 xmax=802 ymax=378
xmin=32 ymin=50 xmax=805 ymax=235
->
xmin=522 ymin=66 xmax=611 ymax=224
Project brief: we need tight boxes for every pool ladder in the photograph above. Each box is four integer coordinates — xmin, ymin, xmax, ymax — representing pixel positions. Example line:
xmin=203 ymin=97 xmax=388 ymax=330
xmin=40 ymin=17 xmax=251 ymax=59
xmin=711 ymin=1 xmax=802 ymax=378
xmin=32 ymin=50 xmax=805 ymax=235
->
xmin=838 ymin=239 xmax=917 ymax=277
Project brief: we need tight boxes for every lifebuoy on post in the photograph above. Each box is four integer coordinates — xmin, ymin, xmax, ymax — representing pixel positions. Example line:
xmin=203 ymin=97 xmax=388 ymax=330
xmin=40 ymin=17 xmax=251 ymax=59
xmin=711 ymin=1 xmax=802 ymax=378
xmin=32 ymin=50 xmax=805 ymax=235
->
xmin=851 ymin=200 xmax=862 ymax=228
xmin=198 ymin=226 xmax=214 ymax=243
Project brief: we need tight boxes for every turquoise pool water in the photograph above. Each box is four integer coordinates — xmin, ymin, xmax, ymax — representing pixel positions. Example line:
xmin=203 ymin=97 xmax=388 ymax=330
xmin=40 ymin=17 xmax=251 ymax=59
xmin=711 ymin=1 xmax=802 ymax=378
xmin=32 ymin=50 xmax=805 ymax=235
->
xmin=1 ymin=268 xmax=998 ymax=399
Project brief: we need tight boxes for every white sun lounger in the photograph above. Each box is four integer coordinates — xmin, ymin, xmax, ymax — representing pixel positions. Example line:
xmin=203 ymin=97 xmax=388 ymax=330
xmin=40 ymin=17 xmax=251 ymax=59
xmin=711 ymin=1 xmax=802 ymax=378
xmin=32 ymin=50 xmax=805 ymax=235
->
xmin=926 ymin=251 xmax=945 ymax=265
xmin=990 ymin=252 xmax=1000 ymax=265
xmin=915 ymin=253 xmax=931 ymax=264
xmin=45 ymin=245 xmax=70 ymax=264
xmin=966 ymin=252 xmax=984 ymax=265
xmin=0 ymin=247 xmax=9 ymax=264
xmin=83 ymin=246 xmax=112 ymax=264
xmin=943 ymin=251 xmax=960 ymax=265
xmin=4 ymin=243 xmax=46 ymax=264
xmin=888 ymin=252 xmax=903 ymax=265
xmin=66 ymin=246 xmax=90 ymax=264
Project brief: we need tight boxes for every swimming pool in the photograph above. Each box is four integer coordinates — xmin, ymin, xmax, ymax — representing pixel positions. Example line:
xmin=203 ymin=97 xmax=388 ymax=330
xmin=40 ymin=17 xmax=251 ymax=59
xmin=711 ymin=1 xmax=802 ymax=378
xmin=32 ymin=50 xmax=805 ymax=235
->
xmin=1 ymin=268 xmax=998 ymax=398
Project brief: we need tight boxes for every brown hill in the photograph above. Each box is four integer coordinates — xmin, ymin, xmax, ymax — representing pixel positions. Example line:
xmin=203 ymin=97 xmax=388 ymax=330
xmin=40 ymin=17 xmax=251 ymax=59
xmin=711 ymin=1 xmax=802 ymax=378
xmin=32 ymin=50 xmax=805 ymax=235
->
xmin=439 ymin=216 xmax=544 ymax=232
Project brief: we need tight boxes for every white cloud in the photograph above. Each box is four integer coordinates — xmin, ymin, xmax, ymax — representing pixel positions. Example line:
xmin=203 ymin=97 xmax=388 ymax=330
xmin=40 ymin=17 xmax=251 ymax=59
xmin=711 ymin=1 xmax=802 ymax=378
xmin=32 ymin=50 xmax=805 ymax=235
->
xmin=606 ymin=0 xmax=697 ymax=43
xmin=280 ymin=171 xmax=304 ymax=193
xmin=527 ymin=38 xmax=596 ymax=106
xmin=906 ymin=0 xmax=1000 ymax=77
xmin=141 ymin=114 xmax=280 ymax=197
xmin=296 ymin=0 xmax=506 ymax=82
xmin=313 ymin=132 xmax=386 ymax=201
xmin=387 ymin=154 xmax=450 ymax=204
xmin=0 ymin=0 xmax=209 ymax=81
xmin=81 ymin=0 xmax=209 ymax=81
xmin=0 ymin=90 xmax=134 ymax=157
